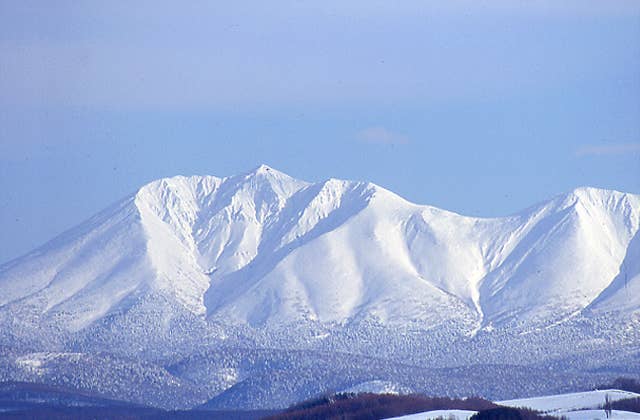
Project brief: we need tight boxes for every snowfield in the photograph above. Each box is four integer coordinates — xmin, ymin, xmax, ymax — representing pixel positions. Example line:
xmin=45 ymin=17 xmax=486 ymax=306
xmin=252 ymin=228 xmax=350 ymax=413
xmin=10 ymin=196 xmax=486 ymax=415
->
xmin=499 ymin=389 xmax=640 ymax=413
xmin=0 ymin=166 xmax=639 ymax=409
xmin=386 ymin=408 xmax=640 ymax=420
xmin=561 ymin=410 xmax=640 ymax=419
xmin=499 ymin=389 xmax=640 ymax=419
xmin=386 ymin=390 xmax=640 ymax=420
xmin=385 ymin=409 xmax=477 ymax=420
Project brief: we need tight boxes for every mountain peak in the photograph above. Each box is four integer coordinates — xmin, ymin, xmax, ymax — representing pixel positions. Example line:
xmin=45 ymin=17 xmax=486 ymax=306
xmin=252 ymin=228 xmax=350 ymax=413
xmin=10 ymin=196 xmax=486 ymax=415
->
xmin=245 ymin=164 xmax=292 ymax=180
xmin=569 ymin=186 xmax=622 ymax=199
xmin=554 ymin=186 xmax=638 ymax=213
xmin=251 ymin=163 xmax=275 ymax=174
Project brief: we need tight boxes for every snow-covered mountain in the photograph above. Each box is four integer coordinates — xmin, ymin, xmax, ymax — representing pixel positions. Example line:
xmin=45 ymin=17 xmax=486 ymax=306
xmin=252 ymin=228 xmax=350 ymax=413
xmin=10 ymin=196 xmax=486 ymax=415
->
xmin=1 ymin=164 xmax=638 ymax=332
xmin=0 ymin=165 xmax=639 ymax=409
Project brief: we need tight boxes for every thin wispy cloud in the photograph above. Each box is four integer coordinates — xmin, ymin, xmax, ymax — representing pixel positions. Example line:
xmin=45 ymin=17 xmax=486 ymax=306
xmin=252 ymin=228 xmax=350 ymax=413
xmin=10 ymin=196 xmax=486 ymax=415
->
xmin=576 ymin=143 xmax=640 ymax=157
xmin=356 ymin=127 xmax=409 ymax=145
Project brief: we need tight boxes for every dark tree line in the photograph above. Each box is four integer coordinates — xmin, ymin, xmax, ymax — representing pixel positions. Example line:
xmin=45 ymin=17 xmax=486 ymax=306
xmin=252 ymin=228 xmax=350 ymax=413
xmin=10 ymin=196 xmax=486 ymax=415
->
xmin=597 ymin=377 xmax=640 ymax=393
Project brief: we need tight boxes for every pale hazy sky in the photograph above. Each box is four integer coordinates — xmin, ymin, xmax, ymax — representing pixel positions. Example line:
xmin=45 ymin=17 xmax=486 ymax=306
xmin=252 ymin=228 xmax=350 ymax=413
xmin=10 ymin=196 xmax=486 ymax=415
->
xmin=1 ymin=1 xmax=639 ymax=263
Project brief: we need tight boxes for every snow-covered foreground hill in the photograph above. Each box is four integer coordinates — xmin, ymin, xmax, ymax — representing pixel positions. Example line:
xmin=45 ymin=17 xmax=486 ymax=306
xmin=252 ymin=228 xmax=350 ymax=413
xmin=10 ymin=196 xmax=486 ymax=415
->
xmin=388 ymin=408 xmax=640 ymax=420
xmin=498 ymin=389 xmax=640 ymax=413
xmin=386 ymin=389 xmax=640 ymax=419
xmin=498 ymin=389 xmax=640 ymax=420
xmin=386 ymin=409 xmax=478 ymax=420
xmin=0 ymin=165 xmax=639 ymax=409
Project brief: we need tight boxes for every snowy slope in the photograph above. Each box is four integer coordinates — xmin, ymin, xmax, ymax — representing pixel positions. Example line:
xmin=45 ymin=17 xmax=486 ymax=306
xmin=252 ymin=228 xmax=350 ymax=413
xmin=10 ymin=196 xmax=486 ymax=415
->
xmin=1 ymin=165 xmax=639 ymax=409
xmin=561 ymin=410 xmax=640 ymax=419
xmin=498 ymin=389 xmax=640 ymax=413
xmin=479 ymin=188 xmax=640 ymax=328
xmin=386 ymin=410 xmax=640 ymax=420
xmin=386 ymin=390 xmax=640 ymax=420
xmin=588 ymin=228 xmax=640 ymax=314
xmin=0 ymin=166 xmax=638 ymax=333
xmin=0 ymin=196 xmax=155 ymax=331
xmin=385 ymin=410 xmax=477 ymax=420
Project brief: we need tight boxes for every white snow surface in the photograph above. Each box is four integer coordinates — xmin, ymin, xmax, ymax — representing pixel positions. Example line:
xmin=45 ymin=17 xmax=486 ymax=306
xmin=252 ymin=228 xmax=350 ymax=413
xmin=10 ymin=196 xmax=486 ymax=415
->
xmin=561 ymin=410 xmax=640 ymax=419
xmin=0 ymin=165 xmax=639 ymax=331
xmin=384 ymin=408 xmax=640 ymax=420
xmin=386 ymin=390 xmax=640 ymax=420
xmin=498 ymin=389 xmax=640 ymax=413
xmin=384 ymin=409 xmax=477 ymax=420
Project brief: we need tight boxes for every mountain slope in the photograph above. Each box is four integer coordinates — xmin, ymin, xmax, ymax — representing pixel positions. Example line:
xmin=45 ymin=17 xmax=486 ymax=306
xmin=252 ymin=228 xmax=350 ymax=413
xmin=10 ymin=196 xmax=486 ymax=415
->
xmin=1 ymin=165 xmax=640 ymax=409
xmin=587 ymin=228 xmax=640 ymax=314
xmin=0 ymin=166 xmax=638 ymax=333
xmin=479 ymin=187 xmax=640 ymax=328
xmin=0 ymin=196 xmax=153 ymax=331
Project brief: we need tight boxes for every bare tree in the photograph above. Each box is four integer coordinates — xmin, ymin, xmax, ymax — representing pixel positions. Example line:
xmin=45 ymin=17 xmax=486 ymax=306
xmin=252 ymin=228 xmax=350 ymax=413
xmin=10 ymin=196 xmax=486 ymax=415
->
xmin=604 ymin=393 xmax=612 ymax=419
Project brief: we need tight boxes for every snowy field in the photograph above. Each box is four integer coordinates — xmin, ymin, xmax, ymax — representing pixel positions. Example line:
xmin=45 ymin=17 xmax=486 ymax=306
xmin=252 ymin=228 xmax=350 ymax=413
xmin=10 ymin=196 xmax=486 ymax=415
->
xmin=385 ymin=390 xmax=640 ymax=420
xmin=385 ymin=409 xmax=476 ymax=420
xmin=385 ymin=411 xmax=640 ymax=420
xmin=561 ymin=410 xmax=640 ymax=419
xmin=498 ymin=389 xmax=640 ymax=413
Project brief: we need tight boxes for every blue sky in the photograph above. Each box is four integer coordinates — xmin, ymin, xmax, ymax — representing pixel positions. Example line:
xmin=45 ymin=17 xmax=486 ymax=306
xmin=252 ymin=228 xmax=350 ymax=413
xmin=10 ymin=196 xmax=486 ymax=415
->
xmin=1 ymin=1 xmax=639 ymax=264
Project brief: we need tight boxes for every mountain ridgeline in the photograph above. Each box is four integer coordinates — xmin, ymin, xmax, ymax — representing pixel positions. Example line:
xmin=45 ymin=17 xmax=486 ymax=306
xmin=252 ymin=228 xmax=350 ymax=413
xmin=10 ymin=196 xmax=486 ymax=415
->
xmin=0 ymin=165 xmax=638 ymax=409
